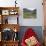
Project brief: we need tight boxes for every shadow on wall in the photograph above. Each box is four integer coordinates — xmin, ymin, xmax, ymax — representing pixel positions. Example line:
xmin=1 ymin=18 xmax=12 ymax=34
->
xmin=18 ymin=26 xmax=44 ymax=44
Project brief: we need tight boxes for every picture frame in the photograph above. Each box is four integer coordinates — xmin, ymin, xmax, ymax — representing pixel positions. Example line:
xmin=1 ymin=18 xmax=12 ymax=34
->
xmin=23 ymin=8 xmax=37 ymax=19
xmin=9 ymin=10 xmax=18 ymax=15
xmin=2 ymin=10 xmax=9 ymax=15
xmin=2 ymin=28 xmax=13 ymax=41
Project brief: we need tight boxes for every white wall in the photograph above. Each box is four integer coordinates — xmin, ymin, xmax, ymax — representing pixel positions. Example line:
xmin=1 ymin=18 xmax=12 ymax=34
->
xmin=0 ymin=0 xmax=44 ymax=26
xmin=19 ymin=0 xmax=44 ymax=26
xmin=0 ymin=0 xmax=15 ymax=7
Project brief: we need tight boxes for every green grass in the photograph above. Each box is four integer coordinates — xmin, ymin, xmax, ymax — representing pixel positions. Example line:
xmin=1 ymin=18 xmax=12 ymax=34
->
xmin=23 ymin=12 xmax=36 ymax=18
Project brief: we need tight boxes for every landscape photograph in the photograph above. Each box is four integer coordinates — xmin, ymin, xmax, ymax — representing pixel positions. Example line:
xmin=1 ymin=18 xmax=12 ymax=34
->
xmin=23 ymin=8 xmax=37 ymax=19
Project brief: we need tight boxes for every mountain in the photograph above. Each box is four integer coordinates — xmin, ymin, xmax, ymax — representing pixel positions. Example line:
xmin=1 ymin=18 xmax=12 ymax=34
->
xmin=23 ymin=8 xmax=36 ymax=13
xmin=23 ymin=8 xmax=31 ymax=12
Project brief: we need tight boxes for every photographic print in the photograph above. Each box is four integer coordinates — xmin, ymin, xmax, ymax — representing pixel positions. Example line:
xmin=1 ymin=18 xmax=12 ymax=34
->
xmin=23 ymin=8 xmax=37 ymax=19
xmin=2 ymin=10 xmax=9 ymax=15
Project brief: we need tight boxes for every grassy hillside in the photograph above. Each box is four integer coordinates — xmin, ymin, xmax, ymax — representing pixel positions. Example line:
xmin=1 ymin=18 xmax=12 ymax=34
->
xmin=23 ymin=8 xmax=36 ymax=18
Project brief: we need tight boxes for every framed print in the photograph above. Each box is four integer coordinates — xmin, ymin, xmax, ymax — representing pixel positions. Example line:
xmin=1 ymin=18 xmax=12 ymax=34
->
xmin=23 ymin=8 xmax=37 ymax=19
xmin=2 ymin=28 xmax=13 ymax=41
xmin=9 ymin=10 xmax=18 ymax=15
xmin=10 ymin=11 xmax=17 ymax=15
xmin=2 ymin=10 xmax=9 ymax=15
xmin=10 ymin=11 xmax=15 ymax=15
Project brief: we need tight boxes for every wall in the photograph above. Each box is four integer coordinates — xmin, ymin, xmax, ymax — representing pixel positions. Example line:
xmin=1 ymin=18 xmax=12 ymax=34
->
xmin=18 ymin=26 xmax=44 ymax=44
xmin=0 ymin=0 xmax=44 ymax=26
xmin=19 ymin=0 xmax=44 ymax=26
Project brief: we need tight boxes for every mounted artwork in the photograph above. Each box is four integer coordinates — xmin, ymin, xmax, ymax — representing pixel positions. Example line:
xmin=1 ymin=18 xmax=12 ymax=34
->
xmin=2 ymin=10 xmax=9 ymax=15
xmin=23 ymin=8 xmax=37 ymax=19
xmin=1 ymin=28 xmax=18 ymax=41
